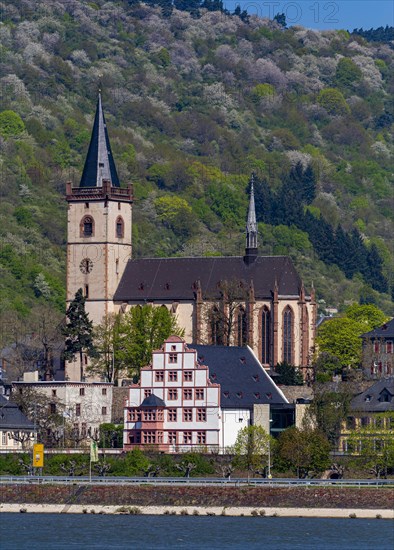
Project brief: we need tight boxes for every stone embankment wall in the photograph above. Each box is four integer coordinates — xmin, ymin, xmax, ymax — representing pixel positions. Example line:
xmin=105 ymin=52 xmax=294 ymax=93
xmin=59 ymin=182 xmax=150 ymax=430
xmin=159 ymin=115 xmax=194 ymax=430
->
xmin=1 ymin=485 xmax=393 ymax=509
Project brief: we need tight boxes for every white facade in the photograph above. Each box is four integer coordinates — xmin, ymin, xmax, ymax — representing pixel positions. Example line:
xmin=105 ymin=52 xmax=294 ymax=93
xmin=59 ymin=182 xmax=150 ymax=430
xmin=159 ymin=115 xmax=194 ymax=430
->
xmin=13 ymin=379 xmax=113 ymax=442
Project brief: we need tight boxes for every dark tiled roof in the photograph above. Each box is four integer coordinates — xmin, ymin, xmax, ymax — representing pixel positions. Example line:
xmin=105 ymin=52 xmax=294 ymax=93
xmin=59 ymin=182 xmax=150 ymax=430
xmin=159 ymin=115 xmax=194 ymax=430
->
xmin=114 ymin=255 xmax=302 ymax=302
xmin=140 ymin=394 xmax=166 ymax=408
xmin=0 ymin=395 xmax=35 ymax=430
xmin=350 ymin=377 xmax=394 ymax=413
xmin=80 ymin=94 xmax=120 ymax=188
xmin=192 ymin=344 xmax=288 ymax=409
xmin=361 ymin=318 xmax=394 ymax=339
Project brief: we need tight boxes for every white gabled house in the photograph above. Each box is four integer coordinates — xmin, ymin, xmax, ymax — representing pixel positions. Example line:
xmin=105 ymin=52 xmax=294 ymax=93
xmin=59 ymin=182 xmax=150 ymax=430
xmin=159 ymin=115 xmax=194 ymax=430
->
xmin=124 ymin=336 xmax=292 ymax=453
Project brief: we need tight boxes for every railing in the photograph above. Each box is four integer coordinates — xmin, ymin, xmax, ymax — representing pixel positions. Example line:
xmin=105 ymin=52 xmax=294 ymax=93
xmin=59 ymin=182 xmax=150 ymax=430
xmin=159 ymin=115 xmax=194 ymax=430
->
xmin=0 ymin=476 xmax=392 ymax=487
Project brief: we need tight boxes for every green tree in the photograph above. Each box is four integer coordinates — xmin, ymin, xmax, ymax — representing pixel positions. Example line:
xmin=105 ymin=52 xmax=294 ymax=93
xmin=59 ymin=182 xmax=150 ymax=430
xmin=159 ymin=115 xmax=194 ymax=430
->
xmin=277 ymin=426 xmax=331 ymax=478
xmin=335 ymin=58 xmax=362 ymax=90
xmin=62 ymin=289 xmax=95 ymax=381
xmin=0 ymin=110 xmax=25 ymax=138
xmin=274 ymin=362 xmax=304 ymax=385
xmin=233 ymin=425 xmax=275 ymax=479
xmin=154 ymin=195 xmax=197 ymax=237
xmin=88 ymin=313 xmax=123 ymax=383
xmin=345 ymin=304 xmax=388 ymax=330
xmin=312 ymin=352 xmax=342 ymax=383
xmin=317 ymin=317 xmax=366 ymax=369
xmin=117 ymin=305 xmax=184 ymax=378
xmin=308 ymin=382 xmax=354 ymax=444
xmin=317 ymin=88 xmax=350 ymax=116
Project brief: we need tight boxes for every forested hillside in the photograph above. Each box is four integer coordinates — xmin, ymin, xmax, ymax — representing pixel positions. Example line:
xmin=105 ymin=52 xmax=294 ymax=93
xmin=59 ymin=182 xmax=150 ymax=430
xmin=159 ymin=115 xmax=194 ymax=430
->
xmin=0 ymin=0 xmax=393 ymax=335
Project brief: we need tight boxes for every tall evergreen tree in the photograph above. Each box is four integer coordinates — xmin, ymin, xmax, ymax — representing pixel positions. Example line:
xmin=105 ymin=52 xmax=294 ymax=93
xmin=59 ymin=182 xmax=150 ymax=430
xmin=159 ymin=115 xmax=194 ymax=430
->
xmin=364 ymin=244 xmax=388 ymax=293
xmin=62 ymin=289 xmax=95 ymax=381
xmin=302 ymin=164 xmax=317 ymax=204
xmin=253 ymin=176 xmax=273 ymax=224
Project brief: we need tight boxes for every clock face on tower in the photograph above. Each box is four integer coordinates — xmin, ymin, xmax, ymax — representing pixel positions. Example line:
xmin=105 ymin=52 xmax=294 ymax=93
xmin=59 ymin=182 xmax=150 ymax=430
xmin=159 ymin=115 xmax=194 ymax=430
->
xmin=80 ymin=258 xmax=93 ymax=274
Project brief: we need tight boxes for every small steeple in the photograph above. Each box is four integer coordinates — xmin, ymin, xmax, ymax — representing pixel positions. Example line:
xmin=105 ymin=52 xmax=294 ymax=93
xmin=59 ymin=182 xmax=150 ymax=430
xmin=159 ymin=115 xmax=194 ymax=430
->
xmin=244 ymin=174 xmax=258 ymax=264
xmin=79 ymin=92 xmax=120 ymax=188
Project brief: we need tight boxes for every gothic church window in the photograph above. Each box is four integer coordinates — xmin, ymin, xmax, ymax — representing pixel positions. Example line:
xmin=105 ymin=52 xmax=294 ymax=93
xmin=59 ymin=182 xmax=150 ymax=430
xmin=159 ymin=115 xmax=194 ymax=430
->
xmin=283 ymin=306 xmax=294 ymax=364
xmin=210 ymin=306 xmax=224 ymax=345
xmin=237 ymin=307 xmax=247 ymax=346
xmin=261 ymin=307 xmax=271 ymax=365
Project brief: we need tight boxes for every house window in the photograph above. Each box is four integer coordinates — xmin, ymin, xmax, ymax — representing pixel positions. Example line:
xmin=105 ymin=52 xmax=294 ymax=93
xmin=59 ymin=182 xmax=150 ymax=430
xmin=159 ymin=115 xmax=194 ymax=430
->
xmin=143 ymin=409 xmax=156 ymax=422
xmin=283 ymin=307 xmax=294 ymax=364
xmin=143 ymin=431 xmax=156 ymax=444
xmin=116 ymin=216 xmax=124 ymax=238
xmin=168 ymin=371 xmax=178 ymax=382
xmin=102 ymin=388 xmax=107 ymax=396
xmin=168 ymin=408 xmax=177 ymax=422
xmin=169 ymin=353 xmax=177 ymax=364
xmin=81 ymin=216 xmax=94 ymax=237
xmin=50 ymin=403 xmax=57 ymax=414
xmin=183 ymin=431 xmax=192 ymax=444
xmin=2 ymin=432 xmax=7 ymax=446
xmin=155 ymin=371 xmax=164 ymax=382
xmin=261 ymin=306 xmax=271 ymax=364
xmin=374 ymin=341 xmax=379 ymax=353
xmin=80 ymin=388 xmax=85 ymax=396
xmin=184 ymin=371 xmax=193 ymax=382
xmin=52 ymin=389 xmax=57 ymax=397
xmin=361 ymin=417 xmax=369 ymax=427
xmin=168 ymin=431 xmax=177 ymax=445
xmin=144 ymin=389 xmax=152 ymax=398
xmin=195 ymin=389 xmax=204 ymax=400
xmin=168 ymin=389 xmax=178 ymax=400
xmin=387 ymin=341 xmax=393 ymax=354
xmin=76 ymin=404 xmax=81 ymax=416
xmin=237 ymin=307 xmax=248 ymax=346
xmin=102 ymin=407 xmax=107 ymax=415
xmin=81 ymin=423 xmax=87 ymax=437
xmin=346 ymin=416 xmax=355 ymax=430
xmin=197 ymin=408 xmax=206 ymax=422
xmin=183 ymin=389 xmax=193 ymax=400
xmin=183 ymin=408 xmax=193 ymax=422
xmin=197 ymin=431 xmax=206 ymax=445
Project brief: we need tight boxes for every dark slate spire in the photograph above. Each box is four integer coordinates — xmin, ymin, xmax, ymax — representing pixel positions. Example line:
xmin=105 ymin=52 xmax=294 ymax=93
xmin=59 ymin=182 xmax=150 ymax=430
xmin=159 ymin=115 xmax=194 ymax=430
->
xmin=79 ymin=93 xmax=120 ymax=188
xmin=244 ymin=174 xmax=258 ymax=264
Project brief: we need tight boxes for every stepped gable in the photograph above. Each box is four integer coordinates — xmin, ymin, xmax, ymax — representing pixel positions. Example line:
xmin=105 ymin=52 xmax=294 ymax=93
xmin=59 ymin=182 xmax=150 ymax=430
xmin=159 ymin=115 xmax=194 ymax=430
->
xmin=191 ymin=344 xmax=288 ymax=409
xmin=113 ymin=255 xmax=301 ymax=302
xmin=79 ymin=92 xmax=120 ymax=188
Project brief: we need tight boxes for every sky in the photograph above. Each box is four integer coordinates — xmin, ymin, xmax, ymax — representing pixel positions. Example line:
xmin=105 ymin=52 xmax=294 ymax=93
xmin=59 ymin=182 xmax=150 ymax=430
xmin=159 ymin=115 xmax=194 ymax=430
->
xmin=223 ymin=1 xmax=394 ymax=30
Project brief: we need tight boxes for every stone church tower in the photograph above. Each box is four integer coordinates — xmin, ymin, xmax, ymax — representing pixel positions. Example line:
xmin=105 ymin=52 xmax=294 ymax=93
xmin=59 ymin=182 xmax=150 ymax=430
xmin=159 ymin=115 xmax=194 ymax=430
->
xmin=66 ymin=93 xmax=133 ymax=328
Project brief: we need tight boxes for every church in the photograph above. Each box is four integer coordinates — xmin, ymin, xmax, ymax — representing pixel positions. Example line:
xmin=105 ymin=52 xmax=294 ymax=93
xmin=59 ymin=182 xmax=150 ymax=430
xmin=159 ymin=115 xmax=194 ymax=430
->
xmin=66 ymin=95 xmax=316 ymax=380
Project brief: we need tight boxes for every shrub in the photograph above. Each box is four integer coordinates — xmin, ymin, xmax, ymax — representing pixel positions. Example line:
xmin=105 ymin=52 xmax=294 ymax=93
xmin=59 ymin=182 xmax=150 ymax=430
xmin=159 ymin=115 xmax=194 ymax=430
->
xmin=317 ymin=88 xmax=350 ymax=116
xmin=0 ymin=110 xmax=25 ymax=138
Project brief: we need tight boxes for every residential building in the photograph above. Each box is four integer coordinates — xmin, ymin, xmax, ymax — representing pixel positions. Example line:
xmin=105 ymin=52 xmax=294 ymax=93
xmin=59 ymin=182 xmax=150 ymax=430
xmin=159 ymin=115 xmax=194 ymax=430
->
xmin=339 ymin=377 xmax=394 ymax=453
xmin=124 ymin=336 xmax=293 ymax=453
xmin=361 ymin=318 xmax=393 ymax=379
xmin=0 ymin=394 xmax=36 ymax=451
xmin=12 ymin=373 xmax=113 ymax=445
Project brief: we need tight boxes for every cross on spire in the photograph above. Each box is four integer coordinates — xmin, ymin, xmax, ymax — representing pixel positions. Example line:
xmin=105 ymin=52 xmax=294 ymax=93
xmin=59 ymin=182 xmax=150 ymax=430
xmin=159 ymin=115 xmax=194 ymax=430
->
xmin=79 ymin=92 xmax=120 ymax=188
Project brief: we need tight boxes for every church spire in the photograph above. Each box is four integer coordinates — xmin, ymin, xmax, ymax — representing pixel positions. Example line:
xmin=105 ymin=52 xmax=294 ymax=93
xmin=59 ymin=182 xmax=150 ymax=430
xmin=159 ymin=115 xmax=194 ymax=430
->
xmin=79 ymin=92 xmax=120 ymax=188
xmin=244 ymin=174 xmax=258 ymax=264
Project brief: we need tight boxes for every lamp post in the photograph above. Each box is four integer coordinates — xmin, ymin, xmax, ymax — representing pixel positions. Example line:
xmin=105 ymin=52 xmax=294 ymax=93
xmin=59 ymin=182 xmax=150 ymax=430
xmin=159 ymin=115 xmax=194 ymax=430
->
xmin=267 ymin=418 xmax=273 ymax=479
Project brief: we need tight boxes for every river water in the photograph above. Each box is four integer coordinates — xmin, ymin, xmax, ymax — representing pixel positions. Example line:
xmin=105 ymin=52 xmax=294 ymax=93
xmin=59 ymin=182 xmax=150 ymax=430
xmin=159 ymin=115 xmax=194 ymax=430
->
xmin=0 ymin=514 xmax=393 ymax=549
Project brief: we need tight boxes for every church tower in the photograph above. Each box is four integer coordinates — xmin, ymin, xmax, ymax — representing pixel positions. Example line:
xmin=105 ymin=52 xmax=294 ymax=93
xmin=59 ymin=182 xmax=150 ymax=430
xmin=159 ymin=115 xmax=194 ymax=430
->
xmin=66 ymin=93 xmax=133 ymax=328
